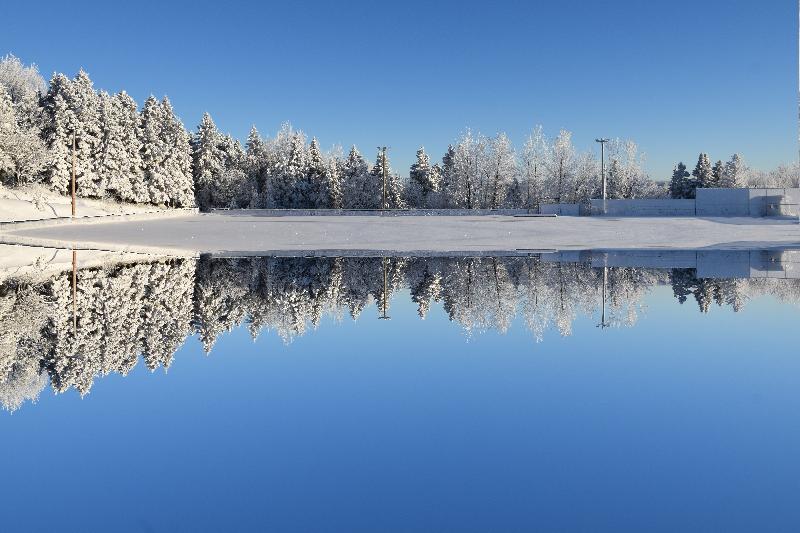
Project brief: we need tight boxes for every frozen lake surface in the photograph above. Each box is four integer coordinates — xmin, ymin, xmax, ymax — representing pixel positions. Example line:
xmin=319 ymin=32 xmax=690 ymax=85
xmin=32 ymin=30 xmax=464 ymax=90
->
xmin=4 ymin=212 xmax=800 ymax=253
xmin=1 ymin=246 xmax=799 ymax=532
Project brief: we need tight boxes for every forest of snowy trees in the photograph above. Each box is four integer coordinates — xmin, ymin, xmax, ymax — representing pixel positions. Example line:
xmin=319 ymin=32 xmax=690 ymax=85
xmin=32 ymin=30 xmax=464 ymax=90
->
xmin=2 ymin=253 xmax=800 ymax=411
xmin=2 ymin=54 xmax=800 ymax=213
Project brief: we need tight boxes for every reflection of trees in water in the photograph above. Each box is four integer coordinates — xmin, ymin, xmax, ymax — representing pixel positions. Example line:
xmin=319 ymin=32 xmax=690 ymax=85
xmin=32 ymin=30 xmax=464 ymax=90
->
xmin=2 ymin=255 xmax=800 ymax=410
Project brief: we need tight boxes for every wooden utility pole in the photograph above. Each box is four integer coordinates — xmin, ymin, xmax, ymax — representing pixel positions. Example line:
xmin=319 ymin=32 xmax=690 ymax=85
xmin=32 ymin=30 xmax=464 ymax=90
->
xmin=72 ymin=249 xmax=77 ymax=332
xmin=71 ymin=131 xmax=77 ymax=218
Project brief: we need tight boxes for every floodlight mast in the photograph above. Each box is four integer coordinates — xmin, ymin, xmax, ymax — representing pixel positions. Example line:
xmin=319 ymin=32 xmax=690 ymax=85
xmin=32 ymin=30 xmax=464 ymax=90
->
xmin=595 ymin=138 xmax=610 ymax=214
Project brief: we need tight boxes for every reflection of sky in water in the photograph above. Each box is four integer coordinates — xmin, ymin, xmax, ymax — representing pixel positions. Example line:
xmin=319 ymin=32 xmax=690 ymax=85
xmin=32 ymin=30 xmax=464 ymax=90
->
xmin=1 ymin=256 xmax=799 ymax=532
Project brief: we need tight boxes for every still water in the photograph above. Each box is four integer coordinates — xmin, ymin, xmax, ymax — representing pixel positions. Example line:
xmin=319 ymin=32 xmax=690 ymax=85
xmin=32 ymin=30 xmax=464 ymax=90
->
xmin=1 ymin=250 xmax=799 ymax=532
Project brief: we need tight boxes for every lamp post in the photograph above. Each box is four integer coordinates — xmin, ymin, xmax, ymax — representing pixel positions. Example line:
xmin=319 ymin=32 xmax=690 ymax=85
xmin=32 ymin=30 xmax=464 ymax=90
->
xmin=595 ymin=138 xmax=610 ymax=214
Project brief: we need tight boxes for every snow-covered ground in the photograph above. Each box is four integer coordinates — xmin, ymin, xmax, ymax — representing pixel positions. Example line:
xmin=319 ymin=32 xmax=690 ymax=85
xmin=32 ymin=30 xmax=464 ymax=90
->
xmin=3 ymin=212 xmax=800 ymax=254
xmin=0 ymin=184 xmax=173 ymax=223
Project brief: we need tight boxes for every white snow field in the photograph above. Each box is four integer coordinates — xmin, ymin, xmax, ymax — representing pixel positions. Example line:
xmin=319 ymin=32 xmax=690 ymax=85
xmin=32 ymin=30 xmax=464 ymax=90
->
xmin=2 ymin=212 xmax=800 ymax=254
xmin=0 ymin=184 xmax=174 ymax=223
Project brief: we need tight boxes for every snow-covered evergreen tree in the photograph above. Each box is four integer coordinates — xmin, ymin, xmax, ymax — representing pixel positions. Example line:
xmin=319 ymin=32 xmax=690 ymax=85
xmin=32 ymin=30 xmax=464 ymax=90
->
xmin=692 ymin=153 xmax=714 ymax=189
xmin=370 ymin=149 xmax=406 ymax=209
xmin=191 ymin=112 xmax=225 ymax=209
xmin=722 ymin=154 xmax=746 ymax=188
xmin=669 ymin=162 xmax=690 ymax=199
xmin=711 ymin=160 xmax=724 ymax=188
xmin=342 ymin=145 xmax=374 ymax=209
xmin=159 ymin=97 xmax=194 ymax=206
xmin=408 ymin=147 xmax=441 ymax=208
xmin=97 ymin=91 xmax=148 ymax=202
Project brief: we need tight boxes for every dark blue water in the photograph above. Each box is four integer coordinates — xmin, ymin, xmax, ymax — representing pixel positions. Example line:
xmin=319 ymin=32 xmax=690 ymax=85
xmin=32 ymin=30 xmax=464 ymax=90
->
xmin=1 ymin=253 xmax=799 ymax=532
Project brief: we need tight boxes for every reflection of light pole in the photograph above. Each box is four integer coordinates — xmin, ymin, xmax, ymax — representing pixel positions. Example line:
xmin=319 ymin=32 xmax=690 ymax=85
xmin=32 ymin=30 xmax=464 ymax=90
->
xmin=595 ymin=138 xmax=610 ymax=214
xmin=597 ymin=266 xmax=610 ymax=329
xmin=72 ymin=248 xmax=77 ymax=332
xmin=379 ymin=257 xmax=391 ymax=320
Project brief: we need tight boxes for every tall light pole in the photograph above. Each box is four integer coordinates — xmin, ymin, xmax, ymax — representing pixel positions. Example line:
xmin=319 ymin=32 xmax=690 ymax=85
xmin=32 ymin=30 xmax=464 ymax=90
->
xmin=595 ymin=138 xmax=610 ymax=214
xmin=377 ymin=146 xmax=389 ymax=210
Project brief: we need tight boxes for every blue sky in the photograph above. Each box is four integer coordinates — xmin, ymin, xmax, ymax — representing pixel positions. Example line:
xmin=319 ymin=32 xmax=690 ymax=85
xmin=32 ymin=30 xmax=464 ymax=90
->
xmin=2 ymin=0 xmax=796 ymax=179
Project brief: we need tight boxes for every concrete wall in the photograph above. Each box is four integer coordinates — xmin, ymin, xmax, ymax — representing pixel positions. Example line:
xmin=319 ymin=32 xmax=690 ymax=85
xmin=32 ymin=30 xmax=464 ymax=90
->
xmin=592 ymin=188 xmax=800 ymax=217
xmin=539 ymin=203 xmax=580 ymax=216
xmin=590 ymin=199 xmax=696 ymax=216
xmin=696 ymin=188 xmax=749 ymax=216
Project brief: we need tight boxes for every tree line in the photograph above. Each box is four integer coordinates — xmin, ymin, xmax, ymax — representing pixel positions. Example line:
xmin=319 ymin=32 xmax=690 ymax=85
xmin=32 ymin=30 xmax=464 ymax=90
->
xmin=0 ymin=55 xmax=661 ymax=211
xmin=2 ymin=54 xmax=799 ymax=212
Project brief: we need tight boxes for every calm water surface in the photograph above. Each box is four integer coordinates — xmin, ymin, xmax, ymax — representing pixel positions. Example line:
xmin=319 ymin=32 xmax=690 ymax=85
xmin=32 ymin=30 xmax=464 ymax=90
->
xmin=1 ymin=250 xmax=799 ymax=532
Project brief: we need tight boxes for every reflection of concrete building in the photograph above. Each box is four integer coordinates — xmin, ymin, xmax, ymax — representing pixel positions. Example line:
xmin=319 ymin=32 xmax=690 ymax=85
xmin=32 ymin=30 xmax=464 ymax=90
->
xmin=588 ymin=249 xmax=800 ymax=279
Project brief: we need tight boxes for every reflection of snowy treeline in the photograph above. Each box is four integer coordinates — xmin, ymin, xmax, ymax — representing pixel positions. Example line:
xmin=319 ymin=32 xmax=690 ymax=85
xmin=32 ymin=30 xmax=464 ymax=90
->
xmin=3 ymin=255 xmax=800 ymax=411
xmin=0 ymin=259 xmax=195 ymax=410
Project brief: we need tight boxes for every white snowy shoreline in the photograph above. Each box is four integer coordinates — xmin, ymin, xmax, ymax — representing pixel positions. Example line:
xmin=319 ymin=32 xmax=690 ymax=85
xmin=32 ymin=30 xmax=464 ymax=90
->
xmin=2 ymin=211 xmax=800 ymax=254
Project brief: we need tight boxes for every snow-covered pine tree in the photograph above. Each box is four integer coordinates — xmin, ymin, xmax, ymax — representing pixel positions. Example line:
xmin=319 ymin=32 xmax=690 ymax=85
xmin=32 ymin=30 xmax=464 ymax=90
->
xmin=305 ymin=137 xmax=327 ymax=208
xmin=711 ymin=160 xmax=724 ymax=188
xmin=139 ymin=95 xmax=167 ymax=204
xmin=98 ymin=91 xmax=146 ymax=202
xmin=439 ymin=145 xmax=458 ymax=208
xmin=722 ymin=154 xmax=745 ymax=188
xmin=325 ymin=147 xmax=343 ymax=209
xmin=40 ymin=73 xmax=73 ymax=193
xmin=70 ymin=70 xmax=103 ymax=198
xmin=370 ymin=149 xmax=405 ymax=209
xmin=214 ymin=134 xmax=248 ymax=208
xmin=669 ymin=162 xmax=690 ymax=199
xmin=191 ymin=112 xmax=224 ymax=209
xmin=245 ymin=125 xmax=269 ymax=207
xmin=409 ymin=147 xmax=441 ymax=208
xmin=692 ymin=153 xmax=714 ymax=189
xmin=342 ymin=145 xmax=371 ymax=209
xmin=272 ymin=132 xmax=307 ymax=208
xmin=159 ymin=97 xmax=194 ymax=207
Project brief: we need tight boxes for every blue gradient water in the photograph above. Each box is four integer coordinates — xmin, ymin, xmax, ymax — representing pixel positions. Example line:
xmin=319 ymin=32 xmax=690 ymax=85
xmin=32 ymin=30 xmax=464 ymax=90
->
xmin=2 ymin=283 xmax=798 ymax=532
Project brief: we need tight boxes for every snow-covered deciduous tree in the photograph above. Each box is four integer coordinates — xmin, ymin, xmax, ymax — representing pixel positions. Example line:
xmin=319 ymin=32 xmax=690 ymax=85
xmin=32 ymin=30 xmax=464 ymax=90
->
xmin=0 ymin=85 xmax=49 ymax=186
xmin=519 ymin=126 xmax=548 ymax=209
xmin=545 ymin=129 xmax=575 ymax=203
xmin=485 ymin=133 xmax=516 ymax=209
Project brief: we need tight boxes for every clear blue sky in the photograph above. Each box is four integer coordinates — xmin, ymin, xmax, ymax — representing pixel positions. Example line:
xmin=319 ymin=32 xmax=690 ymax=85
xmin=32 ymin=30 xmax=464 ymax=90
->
xmin=2 ymin=0 xmax=796 ymax=179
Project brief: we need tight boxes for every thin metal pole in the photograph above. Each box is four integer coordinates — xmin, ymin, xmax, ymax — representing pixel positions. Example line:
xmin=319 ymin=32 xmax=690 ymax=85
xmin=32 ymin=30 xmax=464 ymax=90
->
xmin=71 ymin=132 xmax=76 ymax=218
xmin=379 ymin=257 xmax=390 ymax=320
xmin=596 ymin=138 xmax=610 ymax=215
